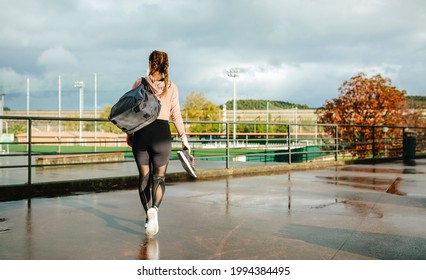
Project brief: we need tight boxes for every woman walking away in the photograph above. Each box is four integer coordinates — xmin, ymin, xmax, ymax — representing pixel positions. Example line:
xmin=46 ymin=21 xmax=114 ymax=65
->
xmin=128 ymin=50 xmax=190 ymax=236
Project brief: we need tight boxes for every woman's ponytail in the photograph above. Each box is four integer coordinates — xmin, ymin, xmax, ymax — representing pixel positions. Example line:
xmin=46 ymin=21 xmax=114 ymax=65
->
xmin=149 ymin=50 xmax=169 ymax=96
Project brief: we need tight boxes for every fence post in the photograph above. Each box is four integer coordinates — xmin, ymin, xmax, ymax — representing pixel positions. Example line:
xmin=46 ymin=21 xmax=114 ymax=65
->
xmin=226 ymin=122 xmax=230 ymax=169
xmin=27 ymin=118 xmax=32 ymax=185
xmin=372 ymin=126 xmax=376 ymax=160
xmin=335 ymin=125 xmax=339 ymax=161
xmin=288 ymin=124 xmax=291 ymax=164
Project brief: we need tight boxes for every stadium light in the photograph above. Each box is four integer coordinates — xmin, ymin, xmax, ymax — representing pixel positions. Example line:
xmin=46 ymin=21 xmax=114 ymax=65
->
xmin=227 ymin=68 xmax=239 ymax=145
xmin=74 ymin=81 xmax=84 ymax=144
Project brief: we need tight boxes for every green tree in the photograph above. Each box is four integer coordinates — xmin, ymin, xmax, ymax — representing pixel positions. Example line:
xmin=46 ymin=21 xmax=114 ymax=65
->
xmin=8 ymin=123 xmax=26 ymax=135
xmin=406 ymin=96 xmax=426 ymax=109
xmin=63 ymin=118 xmax=95 ymax=132
xmin=63 ymin=116 xmax=80 ymax=131
xmin=100 ymin=106 xmax=123 ymax=133
xmin=223 ymin=99 xmax=309 ymax=110
xmin=182 ymin=92 xmax=221 ymax=133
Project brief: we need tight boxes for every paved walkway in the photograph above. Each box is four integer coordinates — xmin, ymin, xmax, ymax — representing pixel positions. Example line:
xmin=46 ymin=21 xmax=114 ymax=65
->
xmin=0 ymin=155 xmax=264 ymax=185
xmin=1 ymin=159 xmax=425 ymax=260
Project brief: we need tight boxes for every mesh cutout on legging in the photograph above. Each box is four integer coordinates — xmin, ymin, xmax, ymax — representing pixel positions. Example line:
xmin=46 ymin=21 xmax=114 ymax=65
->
xmin=138 ymin=172 xmax=151 ymax=213
xmin=152 ymin=175 xmax=166 ymax=208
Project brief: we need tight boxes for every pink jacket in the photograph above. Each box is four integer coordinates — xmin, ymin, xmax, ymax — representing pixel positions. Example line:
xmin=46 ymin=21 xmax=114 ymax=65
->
xmin=132 ymin=75 xmax=187 ymax=143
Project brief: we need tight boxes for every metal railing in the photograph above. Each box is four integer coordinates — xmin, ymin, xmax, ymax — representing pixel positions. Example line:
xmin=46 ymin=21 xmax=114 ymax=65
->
xmin=1 ymin=115 xmax=425 ymax=187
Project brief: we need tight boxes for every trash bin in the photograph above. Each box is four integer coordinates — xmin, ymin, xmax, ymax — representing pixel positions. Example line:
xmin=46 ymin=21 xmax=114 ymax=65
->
xmin=403 ymin=130 xmax=416 ymax=165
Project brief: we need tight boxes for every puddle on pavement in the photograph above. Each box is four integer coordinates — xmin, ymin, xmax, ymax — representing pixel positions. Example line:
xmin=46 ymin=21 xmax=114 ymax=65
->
xmin=0 ymin=217 xmax=10 ymax=233
xmin=386 ymin=177 xmax=406 ymax=196
xmin=338 ymin=166 xmax=424 ymax=174
xmin=317 ymin=175 xmax=407 ymax=196
xmin=312 ymin=199 xmax=384 ymax=218
xmin=317 ymin=175 xmax=392 ymax=191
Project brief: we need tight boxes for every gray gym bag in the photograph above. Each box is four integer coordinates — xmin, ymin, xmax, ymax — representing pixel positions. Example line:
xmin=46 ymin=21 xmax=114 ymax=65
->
xmin=108 ymin=78 xmax=161 ymax=134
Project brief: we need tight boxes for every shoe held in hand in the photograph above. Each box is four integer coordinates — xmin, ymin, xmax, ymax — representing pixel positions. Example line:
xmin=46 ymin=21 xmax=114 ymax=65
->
xmin=177 ymin=149 xmax=197 ymax=178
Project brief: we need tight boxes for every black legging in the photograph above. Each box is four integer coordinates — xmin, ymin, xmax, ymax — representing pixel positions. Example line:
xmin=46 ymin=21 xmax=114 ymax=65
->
xmin=132 ymin=120 xmax=171 ymax=214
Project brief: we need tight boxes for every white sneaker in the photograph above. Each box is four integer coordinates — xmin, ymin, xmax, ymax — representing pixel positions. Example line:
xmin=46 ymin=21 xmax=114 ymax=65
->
xmin=146 ymin=207 xmax=159 ymax=236
xmin=177 ymin=149 xmax=197 ymax=178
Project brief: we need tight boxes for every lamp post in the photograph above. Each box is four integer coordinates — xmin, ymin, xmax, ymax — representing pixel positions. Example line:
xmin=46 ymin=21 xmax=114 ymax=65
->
xmin=58 ymin=76 xmax=62 ymax=152
xmin=74 ymin=81 xmax=84 ymax=144
xmin=227 ymin=68 xmax=239 ymax=145
xmin=0 ymin=93 xmax=6 ymax=152
xmin=293 ymin=107 xmax=298 ymax=144
xmin=26 ymin=78 xmax=30 ymax=116
xmin=94 ymin=73 xmax=97 ymax=152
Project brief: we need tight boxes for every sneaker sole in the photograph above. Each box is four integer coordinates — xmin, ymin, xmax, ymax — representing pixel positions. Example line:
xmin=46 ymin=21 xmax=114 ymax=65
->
xmin=177 ymin=151 xmax=197 ymax=178
xmin=146 ymin=208 xmax=159 ymax=236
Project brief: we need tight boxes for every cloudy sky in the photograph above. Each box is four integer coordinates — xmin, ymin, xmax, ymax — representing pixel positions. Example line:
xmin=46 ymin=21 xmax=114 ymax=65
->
xmin=1 ymin=0 xmax=425 ymax=111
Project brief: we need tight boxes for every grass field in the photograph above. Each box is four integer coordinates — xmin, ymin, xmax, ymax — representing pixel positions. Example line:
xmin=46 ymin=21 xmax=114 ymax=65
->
xmin=7 ymin=144 xmax=263 ymax=159
xmin=4 ymin=143 xmax=331 ymax=163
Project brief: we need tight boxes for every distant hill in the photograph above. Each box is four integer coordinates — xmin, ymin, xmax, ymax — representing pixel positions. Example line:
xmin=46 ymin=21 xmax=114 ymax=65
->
xmin=221 ymin=96 xmax=425 ymax=110
xmin=222 ymin=99 xmax=310 ymax=110
xmin=407 ymin=95 xmax=426 ymax=109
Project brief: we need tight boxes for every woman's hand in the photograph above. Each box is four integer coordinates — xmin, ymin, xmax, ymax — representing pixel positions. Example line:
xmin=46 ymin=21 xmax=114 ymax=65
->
xmin=182 ymin=139 xmax=190 ymax=153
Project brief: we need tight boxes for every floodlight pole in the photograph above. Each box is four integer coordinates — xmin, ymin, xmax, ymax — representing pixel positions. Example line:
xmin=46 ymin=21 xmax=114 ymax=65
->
xmin=74 ymin=81 xmax=84 ymax=144
xmin=94 ymin=73 xmax=97 ymax=152
xmin=58 ymin=76 xmax=62 ymax=152
xmin=227 ymin=68 xmax=239 ymax=146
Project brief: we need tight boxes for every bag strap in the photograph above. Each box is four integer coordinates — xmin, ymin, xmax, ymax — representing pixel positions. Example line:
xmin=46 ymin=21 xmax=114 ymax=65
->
xmin=141 ymin=77 xmax=153 ymax=91
xmin=140 ymin=77 xmax=157 ymax=98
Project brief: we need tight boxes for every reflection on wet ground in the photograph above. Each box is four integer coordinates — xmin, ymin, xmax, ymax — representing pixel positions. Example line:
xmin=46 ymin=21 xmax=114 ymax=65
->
xmin=0 ymin=217 xmax=10 ymax=233
xmin=386 ymin=177 xmax=405 ymax=195
xmin=139 ymin=237 xmax=160 ymax=260
xmin=0 ymin=159 xmax=425 ymax=260
xmin=315 ymin=162 xmax=425 ymax=197
xmin=312 ymin=199 xmax=384 ymax=218
xmin=338 ymin=166 xmax=425 ymax=174
xmin=316 ymin=175 xmax=394 ymax=192
xmin=316 ymin=174 xmax=407 ymax=196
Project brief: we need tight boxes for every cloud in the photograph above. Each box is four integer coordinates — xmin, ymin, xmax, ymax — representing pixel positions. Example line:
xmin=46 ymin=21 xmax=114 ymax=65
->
xmin=0 ymin=67 xmax=23 ymax=88
xmin=0 ymin=0 xmax=425 ymax=111
xmin=37 ymin=47 xmax=78 ymax=73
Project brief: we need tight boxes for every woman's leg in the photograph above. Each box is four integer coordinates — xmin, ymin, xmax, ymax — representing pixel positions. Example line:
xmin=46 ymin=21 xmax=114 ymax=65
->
xmin=152 ymin=167 xmax=166 ymax=209
xmin=133 ymin=149 xmax=151 ymax=214
xmin=149 ymin=122 xmax=172 ymax=209
xmin=150 ymin=140 xmax=171 ymax=209
xmin=142 ymin=120 xmax=172 ymax=236
xmin=145 ymin=140 xmax=170 ymax=236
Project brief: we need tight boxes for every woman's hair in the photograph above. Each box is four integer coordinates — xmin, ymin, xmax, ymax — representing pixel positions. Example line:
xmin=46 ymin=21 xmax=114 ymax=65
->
xmin=149 ymin=50 xmax=169 ymax=95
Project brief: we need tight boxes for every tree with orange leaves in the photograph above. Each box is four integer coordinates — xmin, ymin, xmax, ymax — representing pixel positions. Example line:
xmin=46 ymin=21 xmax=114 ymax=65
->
xmin=316 ymin=73 xmax=424 ymax=158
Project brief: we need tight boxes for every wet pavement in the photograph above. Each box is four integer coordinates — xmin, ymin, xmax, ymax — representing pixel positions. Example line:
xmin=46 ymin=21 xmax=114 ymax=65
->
xmin=0 ymin=159 xmax=425 ymax=260
xmin=0 ymin=155 xmax=266 ymax=186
